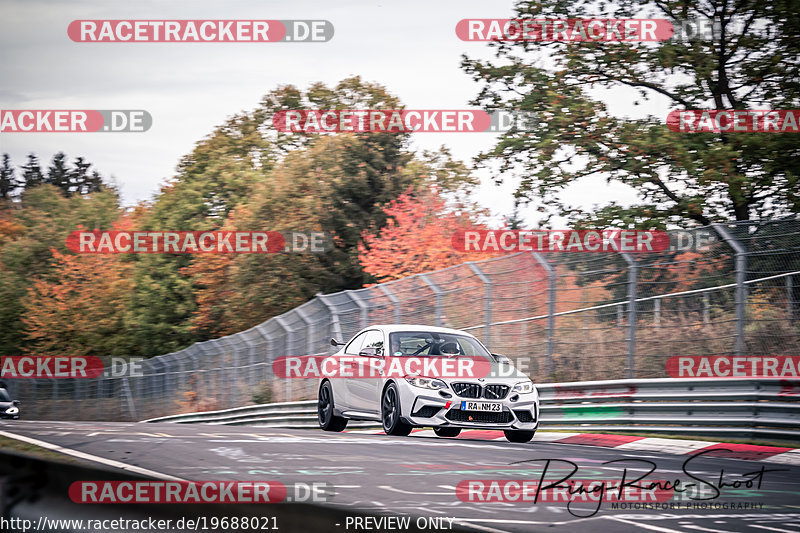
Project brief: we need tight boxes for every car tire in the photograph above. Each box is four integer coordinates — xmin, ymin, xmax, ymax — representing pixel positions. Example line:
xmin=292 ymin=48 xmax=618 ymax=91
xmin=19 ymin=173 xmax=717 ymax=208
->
xmin=433 ymin=427 xmax=461 ymax=438
xmin=504 ymin=430 xmax=535 ymax=443
xmin=381 ymin=383 xmax=413 ymax=436
xmin=318 ymin=381 xmax=348 ymax=432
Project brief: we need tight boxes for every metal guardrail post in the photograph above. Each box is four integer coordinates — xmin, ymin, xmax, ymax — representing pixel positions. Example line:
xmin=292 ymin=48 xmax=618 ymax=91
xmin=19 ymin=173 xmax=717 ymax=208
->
xmin=531 ymin=253 xmax=555 ymax=376
xmin=418 ymin=274 xmax=443 ymax=327
xmin=345 ymin=290 xmax=369 ymax=329
xmin=379 ymin=285 xmax=401 ymax=323
xmin=713 ymin=223 xmax=746 ymax=355
xmin=466 ymin=262 xmax=493 ymax=350
xmin=317 ymin=293 xmax=345 ymax=345
xmin=788 ymin=275 xmax=795 ymax=324
xmin=621 ymin=253 xmax=638 ymax=379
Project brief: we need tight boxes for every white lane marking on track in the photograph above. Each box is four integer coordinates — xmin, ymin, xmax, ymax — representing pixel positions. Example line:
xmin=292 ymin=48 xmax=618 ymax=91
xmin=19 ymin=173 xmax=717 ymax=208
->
xmin=750 ymin=525 xmax=800 ymax=533
xmin=767 ymin=450 xmax=800 ymax=466
xmin=606 ymin=517 xmax=687 ymax=533
xmin=378 ymin=485 xmax=450 ymax=495
xmin=681 ymin=524 xmax=736 ymax=533
xmin=614 ymin=437 xmax=713 ymax=455
xmin=0 ymin=430 xmax=187 ymax=482
xmin=449 ymin=517 xmax=597 ymax=526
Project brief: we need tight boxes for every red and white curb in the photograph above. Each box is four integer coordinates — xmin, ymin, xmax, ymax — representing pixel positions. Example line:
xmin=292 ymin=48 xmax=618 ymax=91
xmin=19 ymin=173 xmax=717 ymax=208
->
xmin=351 ymin=429 xmax=800 ymax=465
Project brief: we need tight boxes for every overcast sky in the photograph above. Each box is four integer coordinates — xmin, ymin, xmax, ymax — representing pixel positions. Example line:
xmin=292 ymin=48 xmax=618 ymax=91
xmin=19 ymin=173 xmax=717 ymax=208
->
xmin=0 ymin=0 xmax=671 ymax=226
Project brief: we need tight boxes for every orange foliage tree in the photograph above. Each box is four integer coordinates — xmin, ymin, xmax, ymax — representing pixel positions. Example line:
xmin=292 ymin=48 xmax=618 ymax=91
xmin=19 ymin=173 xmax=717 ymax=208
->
xmin=22 ymin=235 xmax=134 ymax=358
xmin=359 ymin=188 xmax=495 ymax=283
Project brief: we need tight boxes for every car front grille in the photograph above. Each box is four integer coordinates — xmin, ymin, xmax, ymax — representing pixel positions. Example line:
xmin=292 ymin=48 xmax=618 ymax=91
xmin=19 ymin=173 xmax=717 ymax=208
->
xmin=451 ymin=382 xmax=510 ymax=399
xmin=451 ymin=382 xmax=482 ymax=398
xmin=446 ymin=409 xmax=513 ymax=424
xmin=483 ymin=385 xmax=509 ymax=399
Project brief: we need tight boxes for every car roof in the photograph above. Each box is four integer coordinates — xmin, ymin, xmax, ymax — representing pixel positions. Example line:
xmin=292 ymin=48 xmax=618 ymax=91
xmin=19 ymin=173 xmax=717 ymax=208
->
xmin=360 ymin=324 xmax=478 ymax=337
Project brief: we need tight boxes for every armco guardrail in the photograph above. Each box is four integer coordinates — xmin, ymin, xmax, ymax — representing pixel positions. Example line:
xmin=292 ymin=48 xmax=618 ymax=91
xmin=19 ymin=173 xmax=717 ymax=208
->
xmin=144 ymin=378 xmax=800 ymax=442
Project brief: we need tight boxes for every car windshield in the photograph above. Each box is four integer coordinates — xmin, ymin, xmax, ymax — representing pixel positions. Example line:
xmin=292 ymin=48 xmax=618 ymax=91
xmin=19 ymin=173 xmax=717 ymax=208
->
xmin=0 ymin=389 xmax=10 ymax=402
xmin=388 ymin=331 xmax=492 ymax=359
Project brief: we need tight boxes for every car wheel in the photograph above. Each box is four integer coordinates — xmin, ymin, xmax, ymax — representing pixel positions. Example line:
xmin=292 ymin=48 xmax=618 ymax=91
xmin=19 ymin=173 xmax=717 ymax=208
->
xmin=318 ymin=381 xmax=348 ymax=432
xmin=504 ymin=430 xmax=535 ymax=443
xmin=433 ymin=427 xmax=461 ymax=438
xmin=381 ymin=383 xmax=412 ymax=436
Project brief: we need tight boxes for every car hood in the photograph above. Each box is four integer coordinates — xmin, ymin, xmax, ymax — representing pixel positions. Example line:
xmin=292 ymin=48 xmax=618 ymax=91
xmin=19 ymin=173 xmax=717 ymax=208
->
xmin=443 ymin=359 xmax=532 ymax=383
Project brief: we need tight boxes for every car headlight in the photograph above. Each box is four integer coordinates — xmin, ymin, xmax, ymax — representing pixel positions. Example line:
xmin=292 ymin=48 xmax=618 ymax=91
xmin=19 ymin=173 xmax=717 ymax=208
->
xmin=513 ymin=381 xmax=534 ymax=394
xmin=5 ymin=407 xmax=18 ymax=415
xmin=405 ymin=377 xmax=447 ymax=390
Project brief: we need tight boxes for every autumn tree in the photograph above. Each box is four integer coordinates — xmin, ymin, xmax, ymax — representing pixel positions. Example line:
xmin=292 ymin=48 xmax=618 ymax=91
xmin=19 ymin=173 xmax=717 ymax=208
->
xmin=359 ymin=187 xmax=493 ymax=283
xmin=462 ymin=0 xmax=800 ymax=227
xmin=22 ymin=248 xmax=134 ymax=358
xmin=135 ymin=77 xmax=476 ymax=347
xmin=0 ymin=185 xmax=121 ymax=355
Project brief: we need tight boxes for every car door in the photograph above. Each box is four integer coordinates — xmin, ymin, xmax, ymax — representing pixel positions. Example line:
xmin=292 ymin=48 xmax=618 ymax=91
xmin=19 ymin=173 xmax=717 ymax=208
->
xmin=337 ymin=330 xmax=369 ymax=411
xmin=348 ymin=329 xmax=385 ymax=414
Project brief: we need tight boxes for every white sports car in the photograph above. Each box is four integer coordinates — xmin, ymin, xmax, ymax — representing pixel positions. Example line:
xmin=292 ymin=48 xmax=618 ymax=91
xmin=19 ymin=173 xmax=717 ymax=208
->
xmin=317 ymin=325 xmax=539 ymax=442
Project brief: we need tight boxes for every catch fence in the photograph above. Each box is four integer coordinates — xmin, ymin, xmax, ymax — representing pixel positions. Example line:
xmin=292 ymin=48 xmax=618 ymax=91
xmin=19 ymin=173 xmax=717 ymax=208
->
xmin=7 ymin=219 xmax=800 ymax=421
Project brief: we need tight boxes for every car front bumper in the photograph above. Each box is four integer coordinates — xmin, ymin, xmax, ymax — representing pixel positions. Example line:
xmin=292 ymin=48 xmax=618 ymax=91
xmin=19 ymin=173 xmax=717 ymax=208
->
xmin=399 ymin=387 xmax=539 ymax=431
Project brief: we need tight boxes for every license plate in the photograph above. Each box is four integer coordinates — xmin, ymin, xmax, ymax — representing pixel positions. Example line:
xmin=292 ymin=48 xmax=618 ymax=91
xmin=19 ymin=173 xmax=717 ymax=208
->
xmin=461 ymin=401 xmax=502 ymax=412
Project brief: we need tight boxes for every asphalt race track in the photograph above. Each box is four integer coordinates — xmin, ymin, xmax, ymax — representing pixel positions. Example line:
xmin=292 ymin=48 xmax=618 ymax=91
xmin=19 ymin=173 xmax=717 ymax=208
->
xmin=1 ymin=420 xmax=798 ymax=533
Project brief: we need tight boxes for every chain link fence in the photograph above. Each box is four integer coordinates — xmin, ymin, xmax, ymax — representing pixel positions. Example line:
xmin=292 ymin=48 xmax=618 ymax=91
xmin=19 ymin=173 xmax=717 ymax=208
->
xmin=7 ymin=219 xmax=800 ymax=421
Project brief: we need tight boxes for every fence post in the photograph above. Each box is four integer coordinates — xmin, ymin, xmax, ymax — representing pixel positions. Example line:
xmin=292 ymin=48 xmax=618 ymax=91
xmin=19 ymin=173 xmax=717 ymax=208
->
xmin=345 ymin=290 xmax=369 ymax=329
xmin=295 ymin=308 xmax=315 ymax=355
xmin=121 ymin=377 xmax=137 ymax=421
xmin=713 ymin=223 xmax=746 ymax=355
xmin=418 ymin=274 xmax=443 ymax=327
xmin=466 ymin=262 xmax=492 ymax=350
xmin=379 ymin=285 xmax=401 ymax=323
xmin=653 ymin=298 xmax=661 ymax=327
xmin=532 ymin=253 xmax=555 ymax=376
xmin=274 ymin=316 xmax=293 ymax=401
xmin=317 ymin=293 xmax=344 ymax=344
xmin=621 ymin=253 xmax=638 ymax=379
xmin=788 ymin=275 xmax=794 ymax=324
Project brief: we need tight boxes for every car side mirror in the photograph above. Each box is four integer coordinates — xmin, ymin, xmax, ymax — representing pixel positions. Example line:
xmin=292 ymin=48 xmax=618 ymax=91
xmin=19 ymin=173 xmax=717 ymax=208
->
xmin=12 ymin=400 xmax=20 ymax=406
xmin=359 ymin=347 xmax=382 ymax=358
xmin=492 ymin=353 xmax=512 ymax=365
xmin=331 ymin=338 xmax=345 ymax=347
